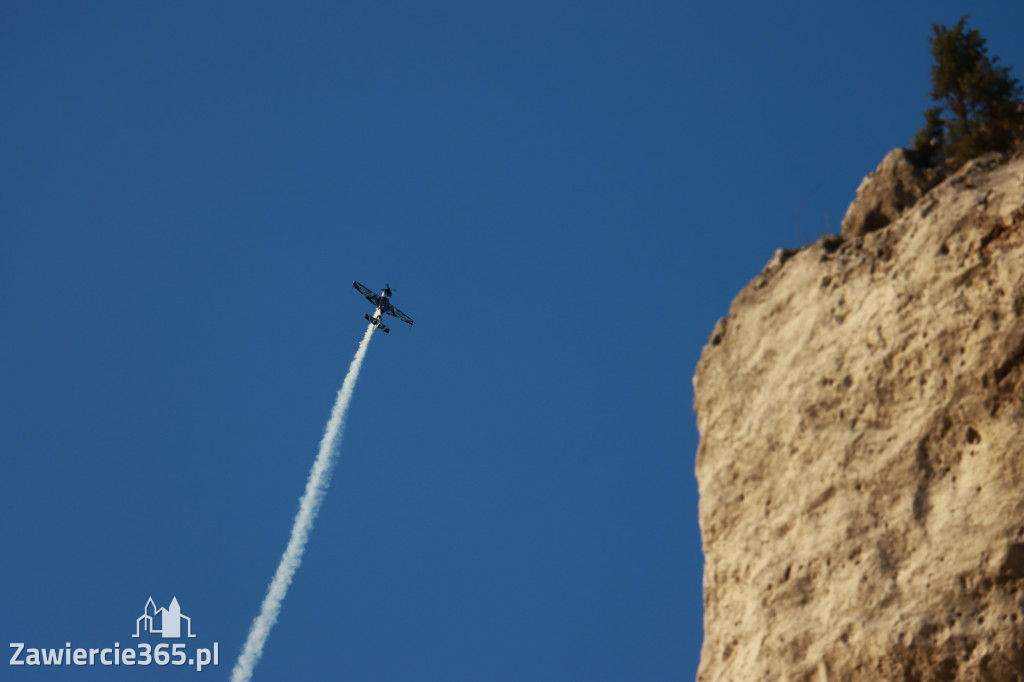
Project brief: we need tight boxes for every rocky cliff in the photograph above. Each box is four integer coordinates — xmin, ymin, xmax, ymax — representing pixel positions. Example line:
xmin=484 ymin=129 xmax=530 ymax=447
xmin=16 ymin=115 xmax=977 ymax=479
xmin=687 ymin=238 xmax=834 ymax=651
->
xmin=694 ymin=151 xmax=1024 ymax=681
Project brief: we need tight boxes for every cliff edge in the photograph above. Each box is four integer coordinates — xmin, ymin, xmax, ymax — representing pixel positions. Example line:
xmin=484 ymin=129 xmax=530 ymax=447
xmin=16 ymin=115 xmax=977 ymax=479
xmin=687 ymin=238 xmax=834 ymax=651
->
xmin=695 ymin=152 xmax=1024 ymax=681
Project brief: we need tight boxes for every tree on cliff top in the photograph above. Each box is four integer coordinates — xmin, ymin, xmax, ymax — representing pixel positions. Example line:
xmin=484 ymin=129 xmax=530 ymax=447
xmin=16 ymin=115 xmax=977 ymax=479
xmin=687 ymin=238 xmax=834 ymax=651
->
xmin=912 ymin=16 xmax=1023 ymax=168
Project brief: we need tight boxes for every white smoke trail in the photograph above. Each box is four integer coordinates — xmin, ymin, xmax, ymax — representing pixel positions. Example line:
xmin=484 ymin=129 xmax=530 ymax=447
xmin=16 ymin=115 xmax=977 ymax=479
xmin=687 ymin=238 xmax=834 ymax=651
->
xmin=231 ymin=323 xmax=376 ymax=682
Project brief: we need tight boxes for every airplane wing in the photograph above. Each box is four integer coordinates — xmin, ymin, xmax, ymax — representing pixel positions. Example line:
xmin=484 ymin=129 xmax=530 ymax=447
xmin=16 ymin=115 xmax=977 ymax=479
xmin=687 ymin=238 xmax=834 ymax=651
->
xmin=386 ymin=306 xmax=414 ymax=325
xmin=352 ymin=281 xmax=380 ymax=306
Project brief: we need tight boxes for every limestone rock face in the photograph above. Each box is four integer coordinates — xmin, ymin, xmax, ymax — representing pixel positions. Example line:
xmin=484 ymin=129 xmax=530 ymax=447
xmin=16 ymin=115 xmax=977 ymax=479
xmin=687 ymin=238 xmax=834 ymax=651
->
xmin=695 ymin=153 xmax=1024 ymax=681
xmin=841 ymin=148 xmax=948 ymax=238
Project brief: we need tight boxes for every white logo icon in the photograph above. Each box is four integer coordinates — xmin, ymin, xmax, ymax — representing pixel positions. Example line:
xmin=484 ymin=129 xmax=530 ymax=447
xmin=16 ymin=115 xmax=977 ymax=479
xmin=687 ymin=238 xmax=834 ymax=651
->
xmin=133 ymin=597 xmax=197 ymax=639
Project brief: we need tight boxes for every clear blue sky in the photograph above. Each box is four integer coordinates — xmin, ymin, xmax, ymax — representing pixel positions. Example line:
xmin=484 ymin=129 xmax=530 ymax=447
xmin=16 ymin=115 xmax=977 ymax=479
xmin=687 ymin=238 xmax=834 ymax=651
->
xmin=3 ymin=2 xmax=1023 ymax=680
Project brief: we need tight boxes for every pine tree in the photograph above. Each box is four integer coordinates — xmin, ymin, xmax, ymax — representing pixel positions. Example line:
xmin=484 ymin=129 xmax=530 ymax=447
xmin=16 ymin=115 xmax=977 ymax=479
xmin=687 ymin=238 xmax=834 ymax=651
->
xmin=912 ymin=16 xmax=1023 ymax=167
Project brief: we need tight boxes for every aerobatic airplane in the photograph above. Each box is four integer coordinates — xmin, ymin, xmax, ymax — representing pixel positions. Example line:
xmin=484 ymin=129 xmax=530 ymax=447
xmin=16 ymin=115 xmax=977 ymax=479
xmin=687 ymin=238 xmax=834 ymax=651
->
xmin=352 ymin=281 xmax=414 ymax=334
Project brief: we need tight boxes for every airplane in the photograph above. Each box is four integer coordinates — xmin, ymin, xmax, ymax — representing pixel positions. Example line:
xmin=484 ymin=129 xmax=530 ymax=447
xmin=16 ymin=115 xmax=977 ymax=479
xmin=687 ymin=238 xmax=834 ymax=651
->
xmin=352 ymin=281 xmax=414 ymax=334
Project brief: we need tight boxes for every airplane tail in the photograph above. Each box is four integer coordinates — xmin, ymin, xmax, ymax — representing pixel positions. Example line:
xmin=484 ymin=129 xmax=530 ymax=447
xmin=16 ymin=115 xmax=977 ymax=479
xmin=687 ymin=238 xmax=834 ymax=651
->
xmin=364 ymin=314 xmax=390 ymax=334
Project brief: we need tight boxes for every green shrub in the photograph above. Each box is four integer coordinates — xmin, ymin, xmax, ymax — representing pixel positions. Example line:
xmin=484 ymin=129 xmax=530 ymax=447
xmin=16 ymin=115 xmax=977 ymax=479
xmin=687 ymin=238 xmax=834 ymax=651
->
xmin=912 ymin=16 xmax=1024 ymax=168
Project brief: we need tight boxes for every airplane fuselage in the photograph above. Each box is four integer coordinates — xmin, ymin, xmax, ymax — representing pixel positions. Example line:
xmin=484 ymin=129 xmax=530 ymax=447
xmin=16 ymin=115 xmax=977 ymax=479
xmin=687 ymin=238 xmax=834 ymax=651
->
xmin=374 ymin=288 xmax=396 ymax=318
xmin=366 ymin=290 xmax=394 ymax=332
